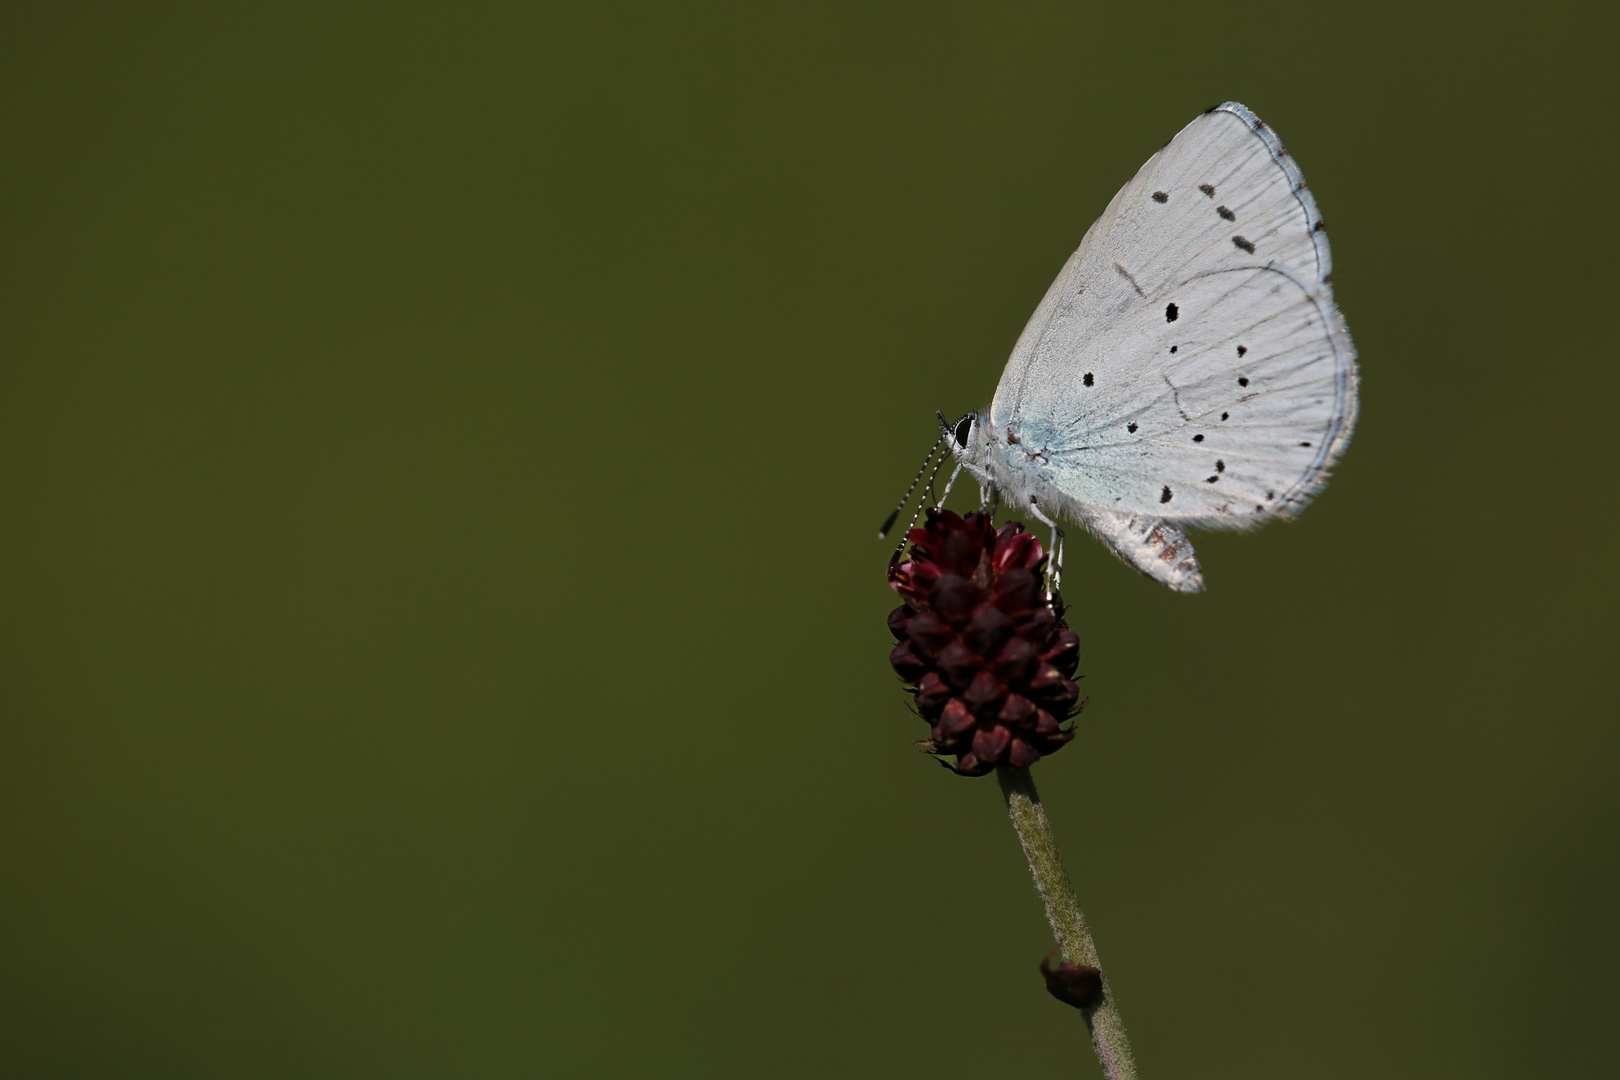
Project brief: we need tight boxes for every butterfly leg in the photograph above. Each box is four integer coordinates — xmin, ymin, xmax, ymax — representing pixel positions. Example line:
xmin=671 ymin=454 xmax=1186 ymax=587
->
xmin=1023 ymin=500 xmax=1066 ymax=596
xmin=938 ymin=462 xmax=965 ymax=505
xmin=1044 ymin=527 xmax=1065 ymax=594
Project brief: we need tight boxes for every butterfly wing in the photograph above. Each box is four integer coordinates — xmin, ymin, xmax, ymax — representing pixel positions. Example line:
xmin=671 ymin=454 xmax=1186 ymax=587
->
xmin=989 ymin=102 xmax=1358 ymax=526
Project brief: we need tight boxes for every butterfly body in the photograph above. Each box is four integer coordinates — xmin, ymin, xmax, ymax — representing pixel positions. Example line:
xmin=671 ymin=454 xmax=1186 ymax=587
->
xmin=947 ymin=102 xmax=1358 ymax=593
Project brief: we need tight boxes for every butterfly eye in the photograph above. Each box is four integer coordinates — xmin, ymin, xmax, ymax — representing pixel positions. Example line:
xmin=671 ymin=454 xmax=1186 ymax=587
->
xmin=953 ymin=415 xmax=974 ymax=447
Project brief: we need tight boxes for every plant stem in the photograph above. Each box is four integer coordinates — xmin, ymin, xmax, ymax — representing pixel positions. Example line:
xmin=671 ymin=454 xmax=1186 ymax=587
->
xmin=998 ymin=764 xmax=1139 ymax=1080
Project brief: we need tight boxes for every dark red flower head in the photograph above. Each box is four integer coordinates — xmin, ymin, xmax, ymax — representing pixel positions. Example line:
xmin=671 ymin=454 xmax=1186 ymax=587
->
xmin=887 ymin=508 xmax=1082 ymax=776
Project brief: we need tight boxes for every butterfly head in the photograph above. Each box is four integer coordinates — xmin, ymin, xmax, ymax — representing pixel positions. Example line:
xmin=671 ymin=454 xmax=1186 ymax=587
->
xmin=937 ymin=408 xmax=1000 ymax=486
xmin=939 ymin=410 xmax=976 ymax=452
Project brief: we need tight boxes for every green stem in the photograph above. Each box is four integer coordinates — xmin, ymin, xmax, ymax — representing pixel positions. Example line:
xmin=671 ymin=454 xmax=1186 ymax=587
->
xmin=998 ymin=765 xmax=1139 ymax=1080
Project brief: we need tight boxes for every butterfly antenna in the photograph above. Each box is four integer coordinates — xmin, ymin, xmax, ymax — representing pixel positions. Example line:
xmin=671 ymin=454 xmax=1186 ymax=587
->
xmin=877 ymin=433 xmax=946 ymax=539
xmin=888 ymin=446 xmax=953 ymax=565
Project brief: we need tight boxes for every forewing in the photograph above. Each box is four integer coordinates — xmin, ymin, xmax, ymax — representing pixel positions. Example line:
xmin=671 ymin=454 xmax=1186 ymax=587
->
xmin=989 ymin=103 xmax=1357 ymax=525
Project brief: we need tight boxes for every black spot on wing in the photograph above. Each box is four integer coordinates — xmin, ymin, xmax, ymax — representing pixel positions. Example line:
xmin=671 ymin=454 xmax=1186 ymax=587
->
xmin=1152 ymin=191 xmax=1168 ymax=203
xmin=1206 ymin=475 xmax=1219 ymax=483
xmin=1220 ymin=412 xmax=1229 ymax=421
xmin=1126 ymin=422 xmax=1138 ymax=434
xmin=1236 ymin=345 xmax=1247 ymax=357
xmin=1169 ymin=345 xmax=1177 ymax=354
xmin=1300 ymin=441 xmax=1312 ymax=447
xmin=1198 ymin=183 xmax=1215 ymax=197
xmin=1217 ymin=205 xmax=1235 ymax=221
xmin=1082 ymin=372 xmax=1094 ymax=387
xmin=1215 ymin=460 xmax=1225 ymax=473
xmin=1238 ymin=377 xmax=1249 ymax=387
xmin=1160 ymin=486 xmax=1172 ymax=504
xmin=1165 ymin=303 xmax=1179 ymax=323
xmin=1232 ymin=236 xmax=1256 ymax=254
xmin=1192 ymin=434 xmax=1204 ymax=443
xmin=1314 ymin=219 xmax=1326 ymax=232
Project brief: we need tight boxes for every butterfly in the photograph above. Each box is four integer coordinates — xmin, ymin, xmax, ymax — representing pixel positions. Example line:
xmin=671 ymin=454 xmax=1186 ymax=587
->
xmin=905 ymin=102 xmax=1358 ymax=592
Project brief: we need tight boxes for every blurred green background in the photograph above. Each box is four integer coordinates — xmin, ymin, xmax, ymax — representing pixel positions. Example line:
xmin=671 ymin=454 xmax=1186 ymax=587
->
xmin=3 ymin=2 xmax=1616 ymax=1077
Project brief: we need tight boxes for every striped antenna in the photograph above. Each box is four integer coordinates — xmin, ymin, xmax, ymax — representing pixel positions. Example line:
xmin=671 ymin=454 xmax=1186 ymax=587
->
xmin=887 ymin=446 xmax=952 ymax=565
xmin=877 ymin=433 xmax=946 ymax=539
